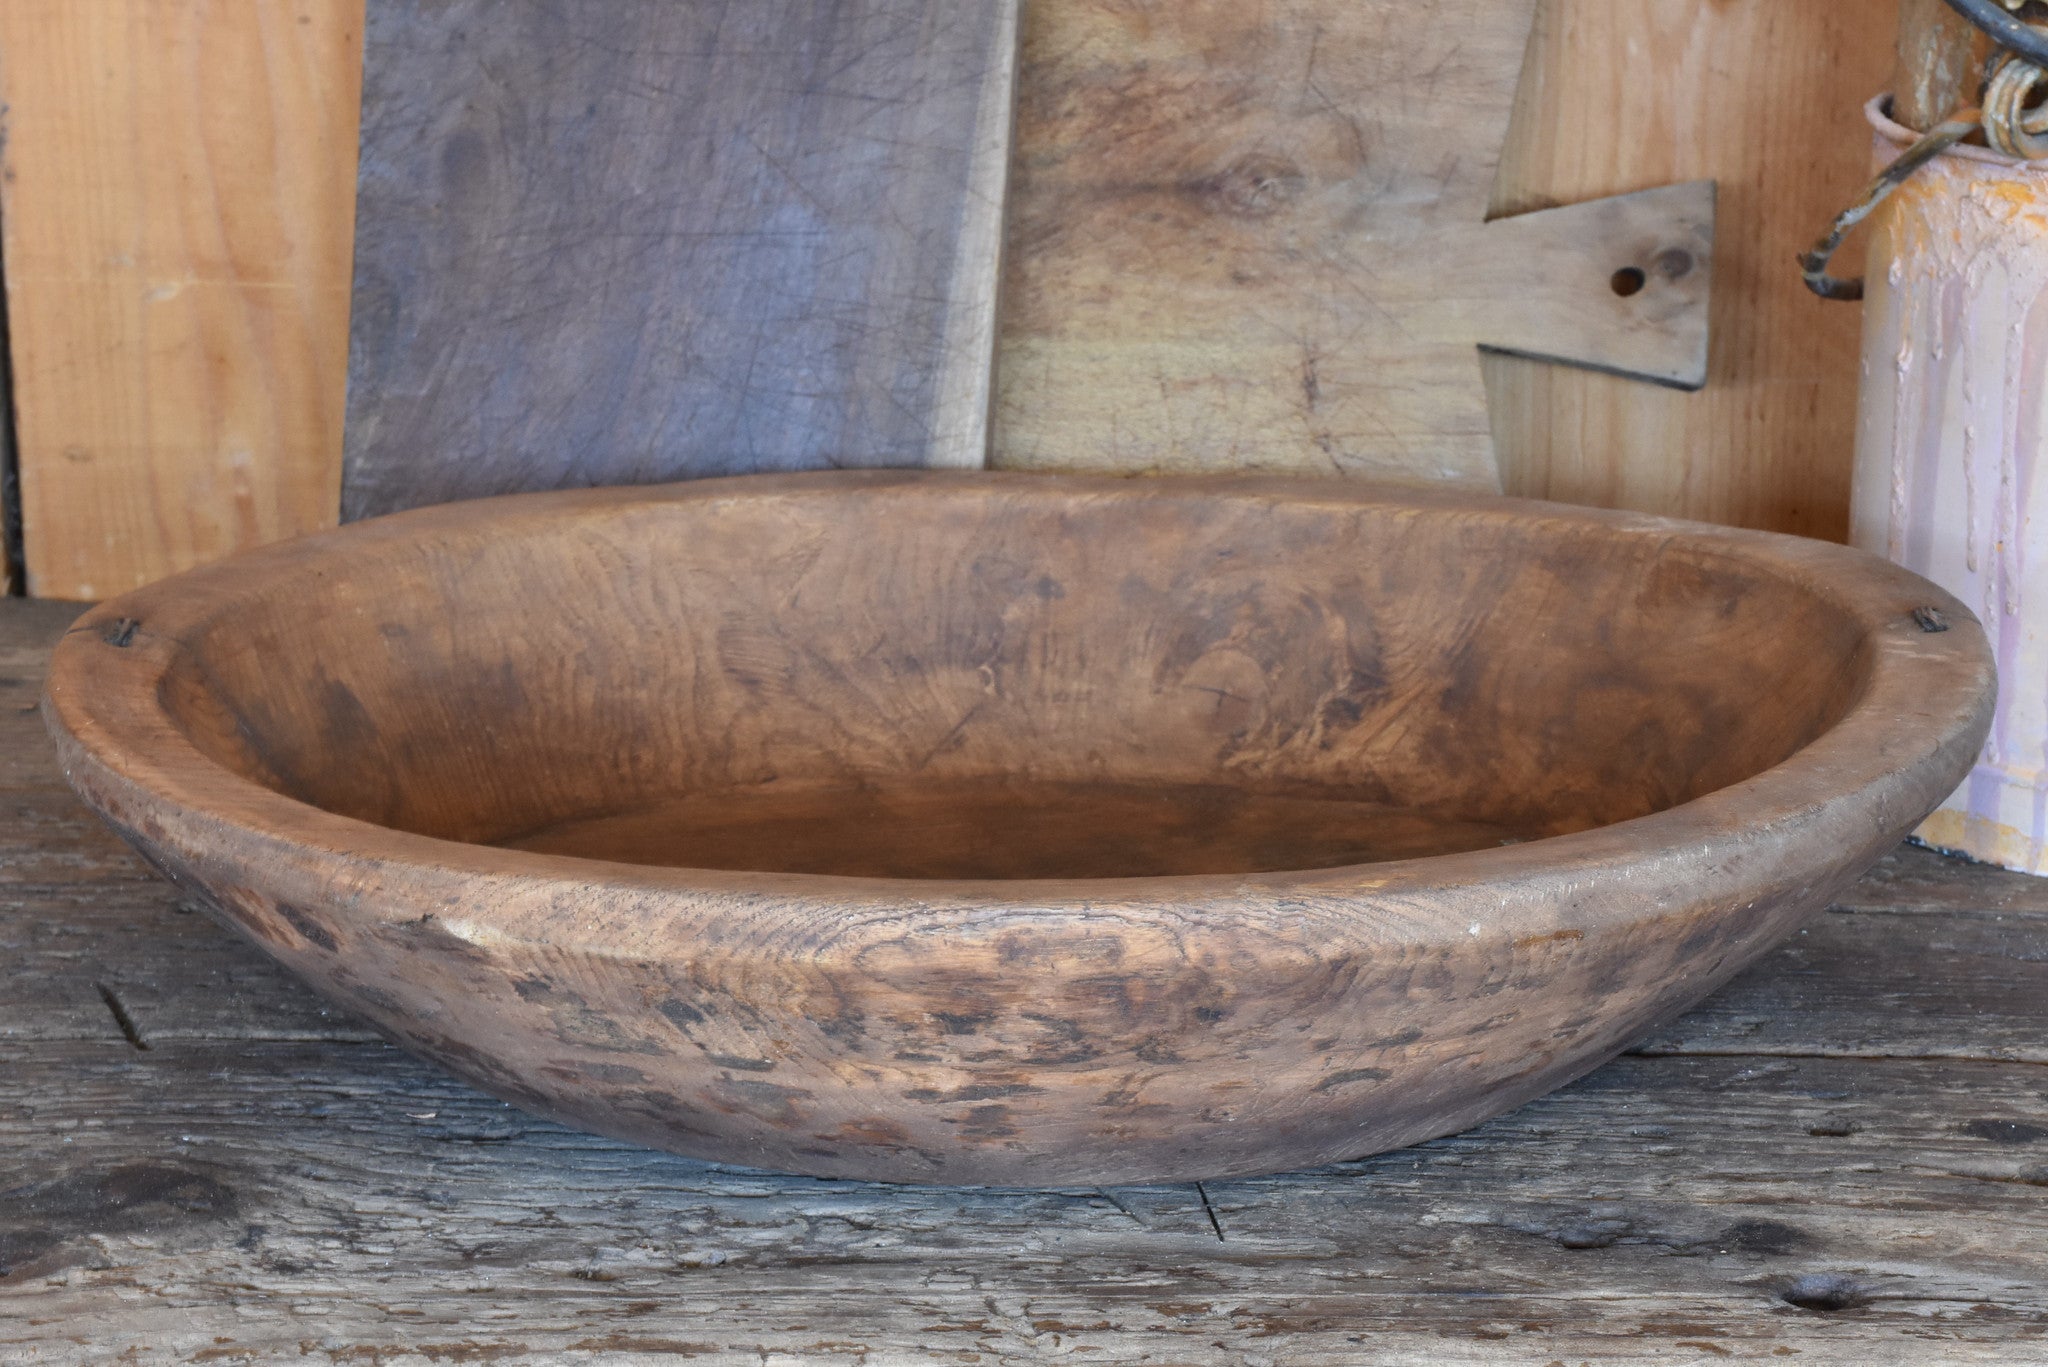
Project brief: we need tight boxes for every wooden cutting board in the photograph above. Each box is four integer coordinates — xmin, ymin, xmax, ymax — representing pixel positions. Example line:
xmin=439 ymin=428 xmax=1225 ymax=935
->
xmin=341 ymin=0 xmax=1019 ymax=520
xmin=992 ymin=0 xmax=1715 ymax=488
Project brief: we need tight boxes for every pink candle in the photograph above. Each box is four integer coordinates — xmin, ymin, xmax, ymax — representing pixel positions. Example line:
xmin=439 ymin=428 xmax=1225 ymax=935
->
xmin=1854 ymin=98 xmax=2048 ymax=870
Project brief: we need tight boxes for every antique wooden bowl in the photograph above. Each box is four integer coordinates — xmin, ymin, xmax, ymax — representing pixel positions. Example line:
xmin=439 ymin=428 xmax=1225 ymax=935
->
xmin=45 ymin=472 xmax=1993 ymax=1186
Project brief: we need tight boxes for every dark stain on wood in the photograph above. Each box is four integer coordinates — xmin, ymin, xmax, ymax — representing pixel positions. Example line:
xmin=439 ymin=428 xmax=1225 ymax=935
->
xmin=1 ymin=1162 xmax=239 ymax=1282
xmin=1779 ymin=1273 xmax=1878 ymax=1313
xmin=1960 ymin=1119 xmax=2048 ymax=1145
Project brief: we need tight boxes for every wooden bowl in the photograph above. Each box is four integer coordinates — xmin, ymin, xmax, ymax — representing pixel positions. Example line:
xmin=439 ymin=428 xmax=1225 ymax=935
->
xmin=44 ymin=472 xmax=1993 ymax=1185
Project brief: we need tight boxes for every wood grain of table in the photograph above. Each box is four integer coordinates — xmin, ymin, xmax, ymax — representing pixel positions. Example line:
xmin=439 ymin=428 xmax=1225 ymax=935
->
xmin=2 ymin=597 xmax=2044 ymax=1364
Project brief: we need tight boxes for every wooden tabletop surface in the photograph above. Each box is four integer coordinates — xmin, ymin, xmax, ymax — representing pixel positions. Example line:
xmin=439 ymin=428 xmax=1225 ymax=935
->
xmin=3 ymin=595 xmax=2044 ymax=1364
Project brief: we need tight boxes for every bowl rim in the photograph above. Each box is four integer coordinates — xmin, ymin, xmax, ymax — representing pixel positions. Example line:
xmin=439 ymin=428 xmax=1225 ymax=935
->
xmin=42 ymin=470 xmax=1996 ymax=957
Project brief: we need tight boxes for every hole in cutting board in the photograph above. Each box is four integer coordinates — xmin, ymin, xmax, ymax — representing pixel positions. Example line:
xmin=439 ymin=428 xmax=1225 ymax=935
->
xmin=1610 ymin=266 xmax=1648 ymax=297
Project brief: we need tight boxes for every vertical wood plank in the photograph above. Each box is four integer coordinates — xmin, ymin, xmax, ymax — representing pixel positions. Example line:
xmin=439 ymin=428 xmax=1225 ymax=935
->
xmin=1487 ymin=0 xmax=1897 ymax=540
xmin=340 ymin=0 xmax=1019 ymax=522
xmin=991 ymin=0 xmax=1544 ymax=489
xmin=0 ymin=0 xmax=362 ymax=599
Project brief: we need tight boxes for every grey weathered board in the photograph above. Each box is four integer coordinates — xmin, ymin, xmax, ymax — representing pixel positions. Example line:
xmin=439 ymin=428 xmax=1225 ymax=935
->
xmin=341 ymin=0 xmax=1019 ymax=520
xmin=4 ymin=599 xmax=2046 ymax=1363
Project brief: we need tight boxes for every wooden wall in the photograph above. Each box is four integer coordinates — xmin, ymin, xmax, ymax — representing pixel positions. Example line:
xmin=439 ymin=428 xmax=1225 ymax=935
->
xmin=0 ymin=0 xmax=362 ymax=600
xmin=1488 ymin=0 xmax=1897 ymax=542
xmin=0 ymin=0 xmax=1894 ymax=599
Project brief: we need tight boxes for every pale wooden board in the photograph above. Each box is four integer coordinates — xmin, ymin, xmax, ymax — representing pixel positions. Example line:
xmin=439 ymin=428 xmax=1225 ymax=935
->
xmin=1487 ymin=0 xmax=1900 ymax=539
xmin=991 ymin=0 xmax=1715 ymax=488
xmin=340 ymin=0 xmax=1020 ymax=521
xmin=0 ymin=0 xmax=362 ymax=601
xmin=2 ymin=600 xmax=2045 ymax=1361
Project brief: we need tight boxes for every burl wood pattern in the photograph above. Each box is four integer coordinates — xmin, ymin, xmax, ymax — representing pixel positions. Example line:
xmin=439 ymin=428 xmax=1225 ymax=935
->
xmin=341 ymin=0 xmax=1018 ymax=521
xmin=992 ymin=0 xmax=1715 ymax=488
xmin=44 ymin=474 xmax=1991 ymax=1185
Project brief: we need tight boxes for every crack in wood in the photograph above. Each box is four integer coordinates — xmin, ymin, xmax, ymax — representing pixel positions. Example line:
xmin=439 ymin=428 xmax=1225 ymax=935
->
xmin=1195 ymin=1181 xmax=1226 ymax=1243
xmin=1096 ymin=1187 xmax=1146 ymax=1230
xmin=92 ymin=982 xmax=149 ymax=1051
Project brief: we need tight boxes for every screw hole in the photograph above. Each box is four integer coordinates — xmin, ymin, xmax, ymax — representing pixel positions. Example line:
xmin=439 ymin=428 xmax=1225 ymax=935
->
xmin=1610 ymin=266 xmax=1647 ymax=298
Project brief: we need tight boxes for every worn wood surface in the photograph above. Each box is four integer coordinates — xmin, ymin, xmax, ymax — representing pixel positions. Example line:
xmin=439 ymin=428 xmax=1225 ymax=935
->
xmin=1487 ymin=0 xmax=1899 ymax=538
xmin=41 ymin=473 xmax=1992 ymax=1188
xmin=1894 ymin=0 xmax=1983 ymax=132
xmin=992 ymin=0 xmax=1715 ymax=489
xmin=0 ymin=0 xmax=362 ymax=600
xmin=4 ymin=598 xmax=2045 ymax=1362
xmin=341 ymin=0 xmax=1019 ymax=521
xmin=1 ymin=0 xmax=1898 ymax=592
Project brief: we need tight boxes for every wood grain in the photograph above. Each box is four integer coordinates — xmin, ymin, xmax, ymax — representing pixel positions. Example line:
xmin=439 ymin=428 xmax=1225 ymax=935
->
xmin=0 ymin=0 xmax=362 ymax=600
xmin=992 ymin=0 xmax=1715 ymax=488
xmin=41 ymin=472 xmax=1992 ymax=1187
xmin=3 ymin=596 xmax=2044 ymax=1360
xmin=1487 ymin=0 xmax=1899 ymax=539
xmin=1894 ymin=0 xmax=1983 ymax=132
xmin=341 ymin=0 xmax=1020 ymax=521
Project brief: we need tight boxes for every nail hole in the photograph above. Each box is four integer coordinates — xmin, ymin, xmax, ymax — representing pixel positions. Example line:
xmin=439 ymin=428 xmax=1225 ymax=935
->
xmin=1912 ymin=606 xmax=1950 ymax=633
xmin=1610 ymin=266 xmax=1647 ymax=297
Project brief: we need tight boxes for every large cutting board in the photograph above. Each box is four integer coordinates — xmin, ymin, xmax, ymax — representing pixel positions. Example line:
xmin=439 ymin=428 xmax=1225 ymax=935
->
xmin=992 ymin=0 xmax=1715 ymax=487
xmin=342 ymin=0 xmax=1019 ymax=520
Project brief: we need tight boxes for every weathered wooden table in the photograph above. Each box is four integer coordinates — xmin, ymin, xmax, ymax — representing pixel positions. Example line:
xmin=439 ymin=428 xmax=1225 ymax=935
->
xmin=4 ymin=597 xmax=2044 ymax=1364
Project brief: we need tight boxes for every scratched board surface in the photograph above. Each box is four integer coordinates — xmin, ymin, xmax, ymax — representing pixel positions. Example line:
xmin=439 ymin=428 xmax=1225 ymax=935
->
xmin=992 ymin=0 xmax=1713 ymax=489
xmin=342 ymin=0 xmax=1018 ymax=520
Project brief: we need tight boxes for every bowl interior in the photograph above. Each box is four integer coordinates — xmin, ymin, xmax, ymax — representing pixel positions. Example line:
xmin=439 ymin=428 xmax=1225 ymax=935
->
xmin=158 ymin=482 xmax=1871 ymax=879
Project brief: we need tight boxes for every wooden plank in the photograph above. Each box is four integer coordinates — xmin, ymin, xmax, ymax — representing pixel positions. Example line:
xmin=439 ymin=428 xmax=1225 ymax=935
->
xmin=2 ymin=1044 xmax=2043 ymax=1361
xmin=1487 ymin=0 xmax=1898 ymax=539
xmin=0 ymin=0 xmax=362 ymax=600
xmin=992 ymin=0 xmax=1715 ymax=489
xmin=1633 ymin=908 xmax=2048 ymax=1062
xmin=1835 ymin=844 xmax=2048 ymax=918
xmin=341 ymin=0 xmax=1020 ymax=521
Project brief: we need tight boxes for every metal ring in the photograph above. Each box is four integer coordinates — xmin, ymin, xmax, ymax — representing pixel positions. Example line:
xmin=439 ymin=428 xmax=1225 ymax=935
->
xmin=1983 ymin=49 xmax=2048 ymax=159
